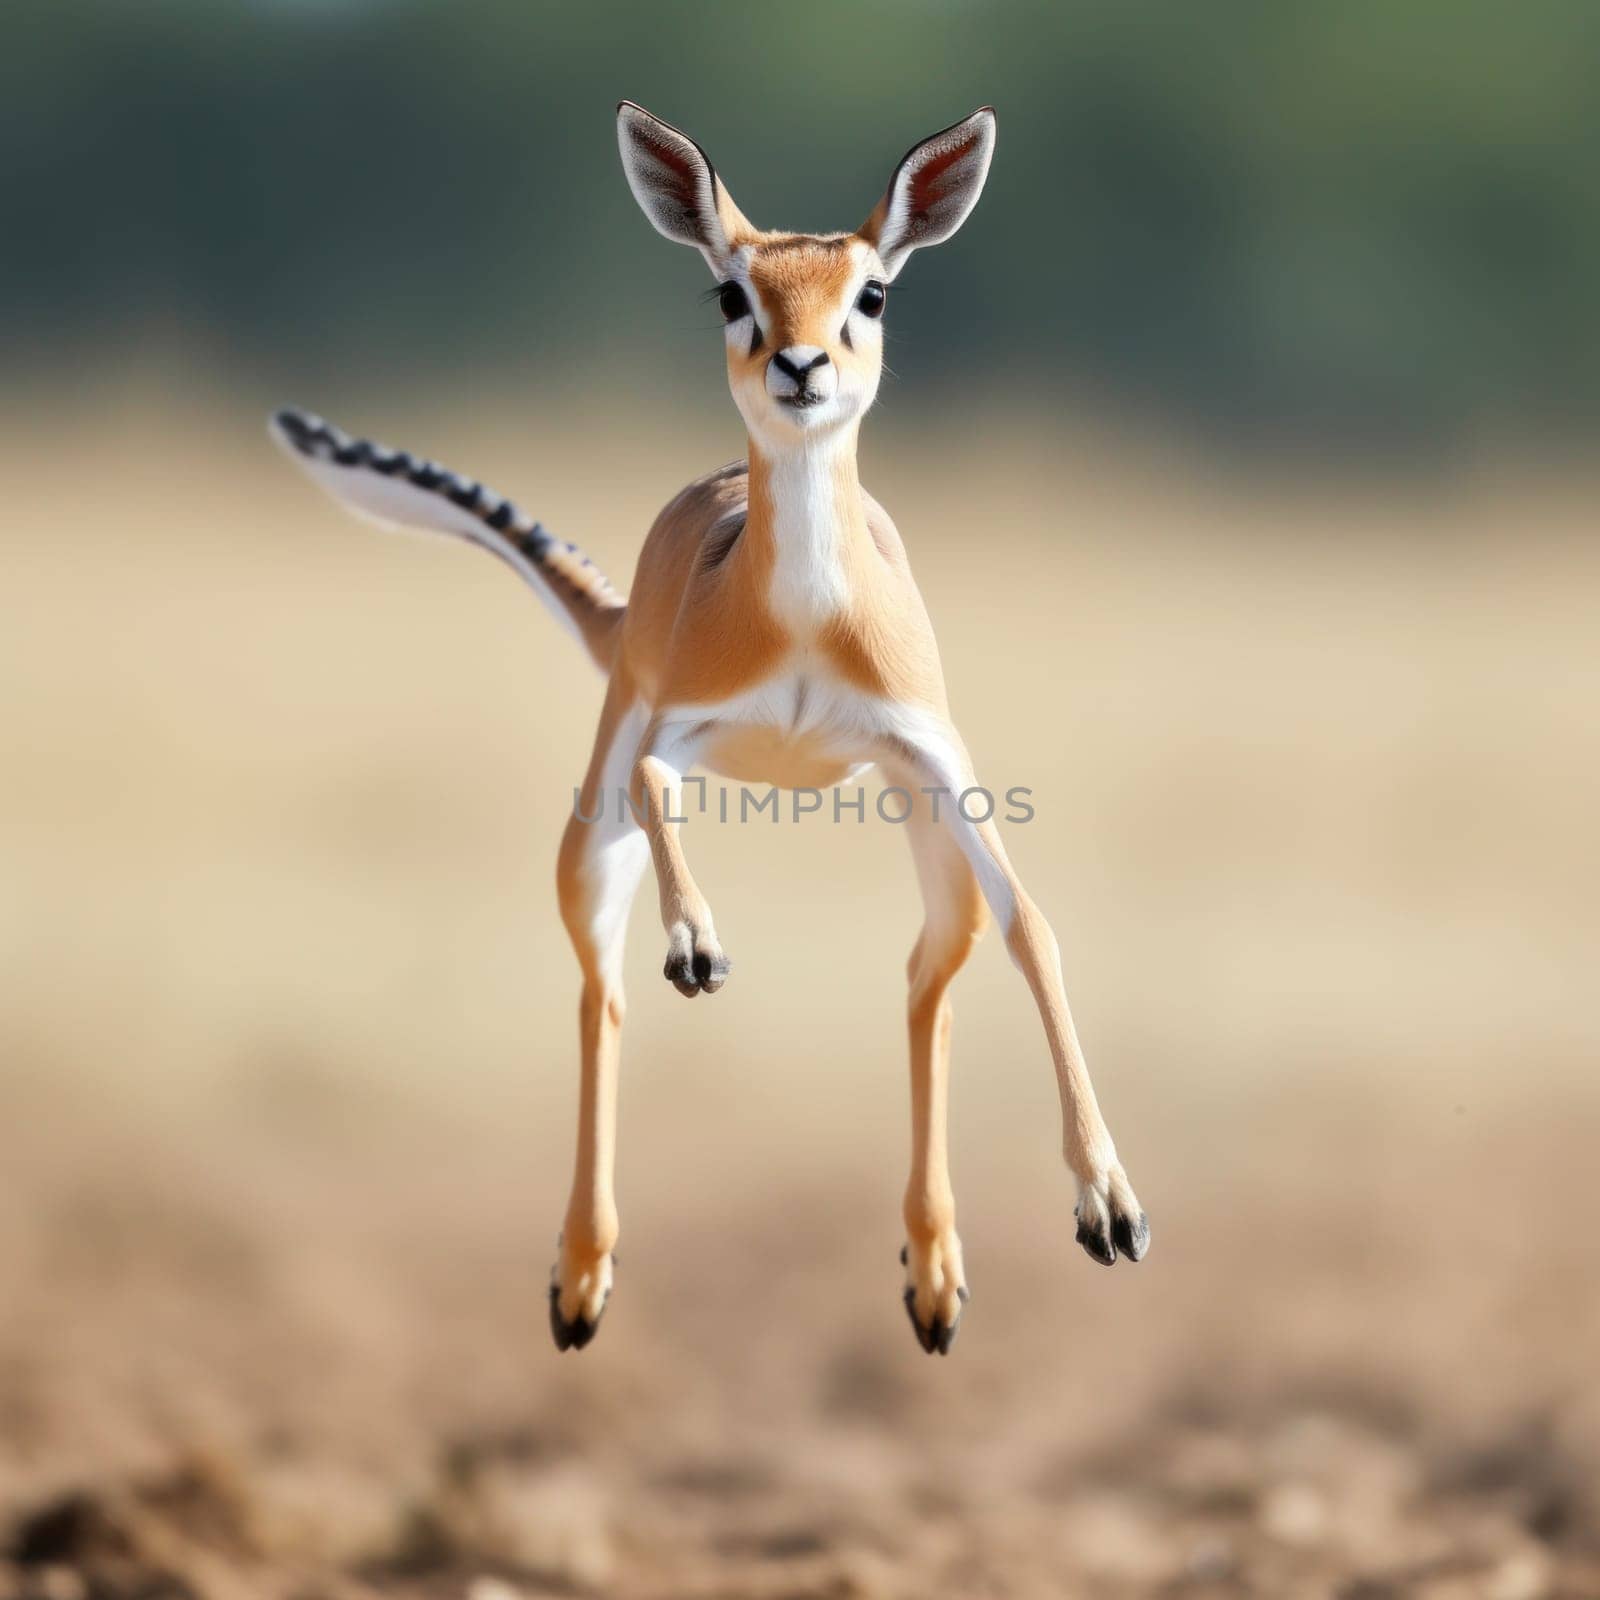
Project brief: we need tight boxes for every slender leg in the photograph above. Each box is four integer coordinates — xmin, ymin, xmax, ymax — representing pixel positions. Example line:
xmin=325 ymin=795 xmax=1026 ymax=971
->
xmin=881 ymin=719 xmax=1149 ymax=1267
xmin=629 ymin=717 xmax=730 ymax=997
xmin=549 ymin=691 xmax=649 ymax=1350
xmin=901 ymin=808 xmax=988 ymax=1354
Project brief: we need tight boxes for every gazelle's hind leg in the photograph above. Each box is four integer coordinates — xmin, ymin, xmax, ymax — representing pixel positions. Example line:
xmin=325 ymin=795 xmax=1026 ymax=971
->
xmin=549 ymin=693 xmax=649 ymax=1351
xmin=901 ymin=810 xmax=989 ymax=1355
xmin=879 ymin=722 xmax=1149 ymax=1271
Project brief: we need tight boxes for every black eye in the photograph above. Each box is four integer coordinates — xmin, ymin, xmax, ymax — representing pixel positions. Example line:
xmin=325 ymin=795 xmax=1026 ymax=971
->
xmin=717 ymin=282 xmax=750 ymax=322
xmin=856 ymin=280 xmax=887 ymax=319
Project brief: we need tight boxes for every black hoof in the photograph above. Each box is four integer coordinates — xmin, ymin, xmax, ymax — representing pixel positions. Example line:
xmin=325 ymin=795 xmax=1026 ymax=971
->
xmin=549 ymin=1282 xmax=607 ymax=1352
xmin=903 ymin=1284 xmax=964 ymax=1357
xmin=1074 ymin=1208 xmax=1117 ymax=1266
xmin=1112 ymin=1208 xmax=1151 ymax=1262
xmin=663 ymin=946 xmax=730 ymax=998
xmin=1075 ymin=1202 xmax=1151 ymax=1266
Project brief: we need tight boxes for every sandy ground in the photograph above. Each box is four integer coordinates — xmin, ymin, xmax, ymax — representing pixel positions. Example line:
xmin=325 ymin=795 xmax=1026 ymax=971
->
xmin=2 ymin=399 xmax=1598 ymax=1597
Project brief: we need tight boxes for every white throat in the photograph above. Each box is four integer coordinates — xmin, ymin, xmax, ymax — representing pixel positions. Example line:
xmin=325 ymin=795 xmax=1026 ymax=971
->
xmin=761 ymin=434 xmax=857 ymax=632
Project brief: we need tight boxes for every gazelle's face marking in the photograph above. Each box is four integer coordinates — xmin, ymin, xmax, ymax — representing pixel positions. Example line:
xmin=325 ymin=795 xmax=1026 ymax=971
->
xmin=616 ymin=101 xmax=996 ymax=455
xmin=715 ymin=236 xmax=888 ymax=447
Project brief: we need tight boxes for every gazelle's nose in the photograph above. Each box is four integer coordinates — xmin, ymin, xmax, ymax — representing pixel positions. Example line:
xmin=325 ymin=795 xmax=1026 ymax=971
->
xmin=772 ymin=346 xmax=828 ymax=382
xmin=766 ymin=345 xmax=836 ymax=406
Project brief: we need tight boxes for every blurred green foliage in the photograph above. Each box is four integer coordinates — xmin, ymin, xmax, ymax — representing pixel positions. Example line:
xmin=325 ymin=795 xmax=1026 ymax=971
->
xmin=4 ymin=0 xmax=1597 ymax=449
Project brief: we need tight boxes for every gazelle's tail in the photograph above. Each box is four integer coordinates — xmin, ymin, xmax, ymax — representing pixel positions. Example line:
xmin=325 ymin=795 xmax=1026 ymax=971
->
xmin=270 ymin=408 xmax=626 ymax=672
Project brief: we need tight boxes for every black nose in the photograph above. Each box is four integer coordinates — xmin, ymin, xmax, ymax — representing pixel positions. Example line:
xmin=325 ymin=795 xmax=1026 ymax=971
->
xmin=772 ymin=350 xmax=830 ymax=383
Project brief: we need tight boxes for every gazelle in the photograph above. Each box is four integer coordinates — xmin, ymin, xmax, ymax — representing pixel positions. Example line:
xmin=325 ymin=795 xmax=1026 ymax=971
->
xmin=271 ymin=102 xmax=1147 ymax=1357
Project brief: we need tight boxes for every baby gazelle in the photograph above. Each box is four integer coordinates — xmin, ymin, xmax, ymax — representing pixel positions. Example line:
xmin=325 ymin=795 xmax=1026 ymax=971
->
xmin=273 ymin=102 xmax=1147 ymax=1357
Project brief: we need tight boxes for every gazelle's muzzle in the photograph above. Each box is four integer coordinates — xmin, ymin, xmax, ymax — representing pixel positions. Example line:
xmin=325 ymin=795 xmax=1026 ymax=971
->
xmin=765 ymin=345 xmax=837 ymax=408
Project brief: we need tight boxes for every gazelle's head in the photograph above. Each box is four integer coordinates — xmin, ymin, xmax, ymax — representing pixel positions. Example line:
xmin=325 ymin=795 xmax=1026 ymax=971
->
xmin=617 ymin=102 xmax=995 ymax=452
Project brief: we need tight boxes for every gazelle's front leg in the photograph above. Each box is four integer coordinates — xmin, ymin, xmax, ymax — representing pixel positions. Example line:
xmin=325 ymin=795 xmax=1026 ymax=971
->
xmin=882 ymin=717 xmax=1150 ymax=1268
xmin=630 ymin=717 xmax=730 ymax=998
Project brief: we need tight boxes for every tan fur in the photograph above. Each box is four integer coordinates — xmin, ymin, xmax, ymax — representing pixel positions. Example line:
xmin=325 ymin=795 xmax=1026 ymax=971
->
xmin=550 ymin=105 xmax=1141 ymax=1351
xmin=614 ymin=446 xmax=944 ymax=714
xmin=276 ymin=112 xmax=1103 ymax=1352
xmin=746 ymin=237 xmax=859 ymax=346
xmin=540 ymin=541 xmax=627 ymax=671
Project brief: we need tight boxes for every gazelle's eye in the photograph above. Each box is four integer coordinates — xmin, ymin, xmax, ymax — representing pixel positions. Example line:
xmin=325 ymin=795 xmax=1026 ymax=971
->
xmin=717 ymin=282 xmax=750 ymax=322
xmin=856 ymin=280 xmax=887 ymax=318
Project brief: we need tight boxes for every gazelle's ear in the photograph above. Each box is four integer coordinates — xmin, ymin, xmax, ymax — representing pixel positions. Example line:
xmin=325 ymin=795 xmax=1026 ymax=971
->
xmin=859 ymin=108 xmax=996 ymax=281
xmin=616 ymin=101 xmax=751 ymax=275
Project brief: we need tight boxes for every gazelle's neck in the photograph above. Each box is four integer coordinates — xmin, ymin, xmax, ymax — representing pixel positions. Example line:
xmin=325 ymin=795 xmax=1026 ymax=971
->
xmin=746 ymin=427 xmax=865 ymax=632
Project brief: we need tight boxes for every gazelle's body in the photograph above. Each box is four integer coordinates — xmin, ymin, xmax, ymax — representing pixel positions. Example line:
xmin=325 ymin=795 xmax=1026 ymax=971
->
xmin=273 ymin=102 xmax=1147 ymax=1356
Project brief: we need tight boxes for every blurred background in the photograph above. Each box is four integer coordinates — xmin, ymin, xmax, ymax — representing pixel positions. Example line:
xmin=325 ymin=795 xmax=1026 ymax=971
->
xmin=2 ymin=3 xmax=1598 ymax=1597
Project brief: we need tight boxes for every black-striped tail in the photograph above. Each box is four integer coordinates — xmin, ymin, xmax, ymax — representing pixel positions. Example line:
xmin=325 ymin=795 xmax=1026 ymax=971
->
xmin=270 ymin=408 xmax=625 ymax=672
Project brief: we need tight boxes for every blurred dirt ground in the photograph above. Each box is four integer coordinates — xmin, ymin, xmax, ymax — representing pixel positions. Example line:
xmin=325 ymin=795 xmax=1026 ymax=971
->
xmin=2 ymin=399 xmax=1598 ymax=1598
